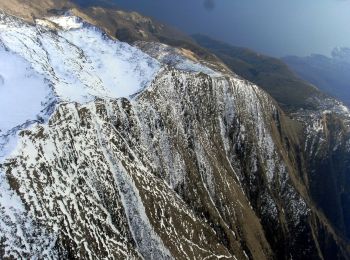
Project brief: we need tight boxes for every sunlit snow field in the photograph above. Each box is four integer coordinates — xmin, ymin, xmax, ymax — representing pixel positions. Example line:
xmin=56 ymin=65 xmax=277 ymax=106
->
xmin=0 ymin=47 xmax=51 ymax=134
xmin=0 ymin=14 xmax=161 ymax=159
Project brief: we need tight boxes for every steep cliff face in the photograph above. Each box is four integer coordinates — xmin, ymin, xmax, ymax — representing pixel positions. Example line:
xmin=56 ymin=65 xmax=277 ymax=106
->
xmin=0 ymin=7 xmax=349 ymax=260
xmin=295 ymin=98 xmax=350 ymax=242
xmin=191 ymin=34 xmax=320 ymax=111
xmin=188 ymin=34 xmax=350 ymax=249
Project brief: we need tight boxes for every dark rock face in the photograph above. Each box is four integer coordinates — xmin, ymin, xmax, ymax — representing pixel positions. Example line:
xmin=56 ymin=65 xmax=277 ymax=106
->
xmin=303 ymin=112 xmax=350 ymax=240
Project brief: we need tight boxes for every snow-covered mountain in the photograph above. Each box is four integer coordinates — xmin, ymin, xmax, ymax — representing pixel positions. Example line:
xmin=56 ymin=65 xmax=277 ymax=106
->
xmin=0 ymin=4 xmax=350 ymax=260
xmin=0 ymin=12 xmax=161 ymax=159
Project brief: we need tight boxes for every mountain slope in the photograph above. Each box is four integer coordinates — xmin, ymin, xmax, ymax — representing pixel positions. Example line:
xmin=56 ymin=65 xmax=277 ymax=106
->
xmin=0 ymin=0 xmax=73 ymax=21
xmin=0 ymin=2 xmax=350 ymax=260
xmin=0 ymin=11 xmax=272 ymax=259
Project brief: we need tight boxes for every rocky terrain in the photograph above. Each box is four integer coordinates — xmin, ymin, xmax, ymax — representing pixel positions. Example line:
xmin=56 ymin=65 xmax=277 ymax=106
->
xmin=0 ymin=1 xmax=349 ymax=259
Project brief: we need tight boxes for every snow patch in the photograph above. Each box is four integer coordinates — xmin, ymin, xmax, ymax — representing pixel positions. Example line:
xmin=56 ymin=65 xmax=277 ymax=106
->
xmin=0 ymin=45 xmax=54 ymax=161
xmin=0 ymin=14 xmax=160 ymax=104
xmin=55 ymin=19 xmax=160 ymax=100
xmin=48 ymin=16 xmax=83 ymax=30
xmin=0 ymin=46 xmax=52 ymax=134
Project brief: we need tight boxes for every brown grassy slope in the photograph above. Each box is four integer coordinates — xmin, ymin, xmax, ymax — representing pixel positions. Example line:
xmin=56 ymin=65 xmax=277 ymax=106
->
xmin=0 ymin=0 xmax=73 ymax=21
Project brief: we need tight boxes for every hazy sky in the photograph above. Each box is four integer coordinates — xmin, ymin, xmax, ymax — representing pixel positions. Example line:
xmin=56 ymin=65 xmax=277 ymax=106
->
xmin=80 ymin=0 xmax=350 ymax=57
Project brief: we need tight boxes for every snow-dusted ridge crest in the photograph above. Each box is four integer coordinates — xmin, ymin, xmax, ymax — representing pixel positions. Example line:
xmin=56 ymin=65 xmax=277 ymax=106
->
xmin=0 ymin=12 xmax=157 ymax=156
xmin=0 ymin=11 xmax=226 ymax=159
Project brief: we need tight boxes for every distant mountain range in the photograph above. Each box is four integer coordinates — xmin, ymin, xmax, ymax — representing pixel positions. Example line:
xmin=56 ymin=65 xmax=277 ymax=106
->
xmin=283 ymin=48 xmax=350 ymax=107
